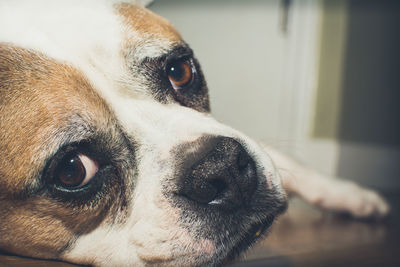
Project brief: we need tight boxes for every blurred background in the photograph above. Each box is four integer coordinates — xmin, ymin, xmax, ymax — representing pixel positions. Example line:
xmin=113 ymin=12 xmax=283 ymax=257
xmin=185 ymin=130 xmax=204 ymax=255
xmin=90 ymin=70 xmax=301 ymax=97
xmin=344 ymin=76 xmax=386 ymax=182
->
xmin=150 ymin=0 xmax=400 ymax=193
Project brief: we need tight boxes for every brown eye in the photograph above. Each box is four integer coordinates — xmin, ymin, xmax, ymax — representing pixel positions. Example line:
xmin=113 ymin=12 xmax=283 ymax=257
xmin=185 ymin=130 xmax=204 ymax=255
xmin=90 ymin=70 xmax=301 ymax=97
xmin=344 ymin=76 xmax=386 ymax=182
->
xmin=55 ymin=154 xmax=98 ymax=188
xmin=167 ymin=59 xmax=194 ymax=89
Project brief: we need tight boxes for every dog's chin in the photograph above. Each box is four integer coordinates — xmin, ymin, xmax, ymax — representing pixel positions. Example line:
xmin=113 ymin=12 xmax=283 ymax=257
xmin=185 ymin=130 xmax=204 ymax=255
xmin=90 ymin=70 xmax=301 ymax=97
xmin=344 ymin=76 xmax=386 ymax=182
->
xmin=170 ymin=189 xmax=288 ymax=266
xmin=227 ymin=220 xmax=275 ymax=259
xmin=216 ymin=220 xmax=274 ymax=266
xmin=179 ymin=216 xmax=279 ymax=267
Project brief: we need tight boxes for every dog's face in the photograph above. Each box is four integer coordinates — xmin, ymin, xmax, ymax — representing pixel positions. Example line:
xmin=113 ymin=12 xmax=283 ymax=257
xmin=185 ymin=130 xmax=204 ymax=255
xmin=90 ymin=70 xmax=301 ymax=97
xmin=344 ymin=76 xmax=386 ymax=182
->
xmin=0 ymin=1 xmax=287 ymax=266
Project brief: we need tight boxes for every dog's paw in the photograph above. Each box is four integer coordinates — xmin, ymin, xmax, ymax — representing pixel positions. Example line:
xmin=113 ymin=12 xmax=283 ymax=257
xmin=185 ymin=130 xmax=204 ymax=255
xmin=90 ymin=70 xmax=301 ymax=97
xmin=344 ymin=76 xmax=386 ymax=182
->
xmin=302 ymin=178 xmax=390 ymax=219
xmin=263 ymin=145 xmax=390 ymax=219
xmin=342 ymin=185 xmax=390 ymax=219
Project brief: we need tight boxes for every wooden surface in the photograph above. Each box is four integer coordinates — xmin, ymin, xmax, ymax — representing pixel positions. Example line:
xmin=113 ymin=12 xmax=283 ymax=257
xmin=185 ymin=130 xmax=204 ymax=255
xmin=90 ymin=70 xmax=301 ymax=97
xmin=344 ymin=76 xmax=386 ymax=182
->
xmin=232 ymin=194 xmax=400 ymax=267
xmin=1 ymin=194 xmax=399 ymax=267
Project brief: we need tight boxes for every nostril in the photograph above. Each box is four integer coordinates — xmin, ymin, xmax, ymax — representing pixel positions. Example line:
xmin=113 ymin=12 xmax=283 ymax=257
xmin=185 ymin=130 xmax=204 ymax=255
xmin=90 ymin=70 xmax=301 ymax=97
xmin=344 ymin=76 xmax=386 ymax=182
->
xmin=209 ymin=178 xmax=228 ymax=197
xmin=237 ymin=149 xmax=251 ymax=171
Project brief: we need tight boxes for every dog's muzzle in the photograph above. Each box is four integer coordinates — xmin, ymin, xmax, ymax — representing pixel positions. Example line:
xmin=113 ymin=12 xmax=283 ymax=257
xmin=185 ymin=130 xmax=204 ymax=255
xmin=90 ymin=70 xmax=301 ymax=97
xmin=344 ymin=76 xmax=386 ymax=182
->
xmin=178 ymin=137 xmax=258 ymax=210
xmin=164 ymin=135 xmax=286 ymax=264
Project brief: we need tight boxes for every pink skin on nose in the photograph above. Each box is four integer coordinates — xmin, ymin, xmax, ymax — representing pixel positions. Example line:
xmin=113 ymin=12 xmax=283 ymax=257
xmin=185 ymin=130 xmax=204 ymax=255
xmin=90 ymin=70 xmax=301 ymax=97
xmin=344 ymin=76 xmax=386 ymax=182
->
xmin=265 ymin=171 xmax=274 ymax=190
xmin=193 ymin=239 xmax=215 ymax=255
xmin=177 ymin=229 xmax=216 ymax=256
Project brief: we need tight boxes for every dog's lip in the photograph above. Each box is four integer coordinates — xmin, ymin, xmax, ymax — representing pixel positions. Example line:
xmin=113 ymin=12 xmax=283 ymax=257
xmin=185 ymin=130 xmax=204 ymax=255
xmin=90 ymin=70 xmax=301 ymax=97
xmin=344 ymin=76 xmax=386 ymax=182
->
xmin=217 ymin=200 xmax=288 ymax=265
xmin=220 ymin=219 xmax=274 ymax=264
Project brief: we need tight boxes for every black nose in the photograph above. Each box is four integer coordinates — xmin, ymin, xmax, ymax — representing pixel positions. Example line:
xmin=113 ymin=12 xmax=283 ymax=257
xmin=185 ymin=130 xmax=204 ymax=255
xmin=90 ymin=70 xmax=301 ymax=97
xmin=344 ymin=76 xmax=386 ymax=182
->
xmin=178 ymin=137 xmax=258 ymax=210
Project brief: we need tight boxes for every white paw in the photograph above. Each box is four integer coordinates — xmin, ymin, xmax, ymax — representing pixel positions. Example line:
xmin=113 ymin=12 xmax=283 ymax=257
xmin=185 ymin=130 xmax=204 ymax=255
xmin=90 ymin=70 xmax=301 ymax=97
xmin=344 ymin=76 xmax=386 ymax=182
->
xmin=343 ymin=186 xmax=390 ymax=218
xmin=301 ymin=178 xmax=390 ymax=219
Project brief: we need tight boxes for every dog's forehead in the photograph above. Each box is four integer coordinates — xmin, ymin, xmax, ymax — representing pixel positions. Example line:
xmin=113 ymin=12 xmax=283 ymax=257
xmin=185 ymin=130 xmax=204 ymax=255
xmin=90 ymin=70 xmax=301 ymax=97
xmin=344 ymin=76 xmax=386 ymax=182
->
xmin=0 ymin=1 xmax=182 ymax=67
xmin=117 ymin=3 xmax=182 ymax=44
xmin=115 ymin=3 xmax=185 ymax=66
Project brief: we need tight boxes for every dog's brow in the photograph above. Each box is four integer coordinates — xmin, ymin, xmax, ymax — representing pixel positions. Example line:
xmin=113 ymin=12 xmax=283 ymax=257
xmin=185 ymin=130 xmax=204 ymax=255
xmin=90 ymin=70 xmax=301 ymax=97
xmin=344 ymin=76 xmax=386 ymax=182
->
xmin=166 ymin=45 xmax=193 ymax=59
xmin=116 ymin=3 xmax=182 ymax=43
xmin=141 ymin=44 xmax=193 ymax=64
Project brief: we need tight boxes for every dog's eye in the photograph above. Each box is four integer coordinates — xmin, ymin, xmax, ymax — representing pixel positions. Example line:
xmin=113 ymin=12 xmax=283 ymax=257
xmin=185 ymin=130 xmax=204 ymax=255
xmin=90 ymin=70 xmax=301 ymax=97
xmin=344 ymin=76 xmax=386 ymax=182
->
xmin=55 ymin=154 xmax=98 ymax=188
xmin=167 ymin=58 xmax=194 ymax=90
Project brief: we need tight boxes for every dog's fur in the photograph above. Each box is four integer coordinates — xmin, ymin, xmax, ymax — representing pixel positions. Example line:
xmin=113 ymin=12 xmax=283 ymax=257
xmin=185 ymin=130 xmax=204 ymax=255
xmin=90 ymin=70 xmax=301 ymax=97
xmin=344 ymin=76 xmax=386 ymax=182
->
xmin=0 ymin=0 xmax=389 ymax=266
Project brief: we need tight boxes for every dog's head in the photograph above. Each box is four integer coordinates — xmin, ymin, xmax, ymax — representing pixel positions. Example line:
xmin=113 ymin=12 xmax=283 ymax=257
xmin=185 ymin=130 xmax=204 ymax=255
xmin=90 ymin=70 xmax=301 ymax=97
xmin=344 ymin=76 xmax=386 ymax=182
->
xmin=0 ymin=0 xmax=287 ymax=265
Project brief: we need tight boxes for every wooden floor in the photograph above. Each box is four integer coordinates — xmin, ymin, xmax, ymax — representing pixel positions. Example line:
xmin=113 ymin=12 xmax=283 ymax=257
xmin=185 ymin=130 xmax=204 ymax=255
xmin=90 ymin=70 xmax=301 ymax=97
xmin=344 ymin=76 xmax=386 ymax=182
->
xmin=1 ymin=194 xmax=399 ymax=267
xmin=231 ymin=194 xmax=400 ymax=267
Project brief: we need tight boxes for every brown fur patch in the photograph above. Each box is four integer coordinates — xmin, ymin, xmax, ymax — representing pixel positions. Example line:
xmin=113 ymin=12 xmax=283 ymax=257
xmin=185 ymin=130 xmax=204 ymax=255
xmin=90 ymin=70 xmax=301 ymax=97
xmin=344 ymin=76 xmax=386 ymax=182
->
xmin=0 ymin=44 xmax=111 ymax=193
xmin=116 ymin=3 xmax=182 ymax=43
xmin=0 ymin=43 xmax=121 ymax=258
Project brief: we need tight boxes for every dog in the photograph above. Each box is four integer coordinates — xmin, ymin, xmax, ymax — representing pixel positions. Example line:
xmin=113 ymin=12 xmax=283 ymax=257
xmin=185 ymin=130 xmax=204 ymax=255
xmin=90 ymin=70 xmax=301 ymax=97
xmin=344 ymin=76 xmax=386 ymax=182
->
xmin=0 ymin=0 xmax=389 ymax=266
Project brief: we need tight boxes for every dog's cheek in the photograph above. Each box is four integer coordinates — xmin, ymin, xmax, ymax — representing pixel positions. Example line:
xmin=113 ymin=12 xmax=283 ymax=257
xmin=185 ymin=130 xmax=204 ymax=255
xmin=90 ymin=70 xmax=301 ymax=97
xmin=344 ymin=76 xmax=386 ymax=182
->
xmin=127 ymin=180 xmax=215 ymax=264
xmin=61 ymin=191 xmax=216 ymax=266
xmin=0 ymin=200 xmax=74 ymax=258
xmin=0 ymin=190 xmax=123 ymax=260
xmin=131 ymin=207 xmax=214 ymax=264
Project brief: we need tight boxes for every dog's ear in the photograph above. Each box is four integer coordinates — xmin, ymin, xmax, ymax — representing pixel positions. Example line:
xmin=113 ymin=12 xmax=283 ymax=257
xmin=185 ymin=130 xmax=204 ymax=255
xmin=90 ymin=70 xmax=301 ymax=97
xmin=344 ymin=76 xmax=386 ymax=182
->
xmin=109 ymin=0 xmax=154 ymax=7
